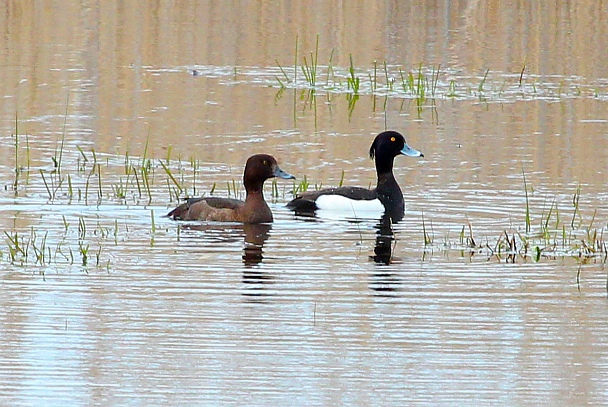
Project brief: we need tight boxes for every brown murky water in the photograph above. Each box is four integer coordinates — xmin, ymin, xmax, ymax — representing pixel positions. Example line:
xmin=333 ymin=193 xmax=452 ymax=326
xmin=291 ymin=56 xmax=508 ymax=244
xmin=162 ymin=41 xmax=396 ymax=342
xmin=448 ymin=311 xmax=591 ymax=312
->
xmin=1 ymin=1 xmax=608 ymax=405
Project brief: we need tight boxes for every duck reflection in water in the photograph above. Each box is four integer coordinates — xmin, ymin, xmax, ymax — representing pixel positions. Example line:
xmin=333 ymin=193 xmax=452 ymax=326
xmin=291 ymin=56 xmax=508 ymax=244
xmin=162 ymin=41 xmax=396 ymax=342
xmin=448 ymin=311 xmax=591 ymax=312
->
xmin=371 ymin=214 xmax=396 ymax=265
xmin=173 ymin=222 xmax=274 ymax=299
xmin=241 ymin=223 xmax=276 ymax=300
xmin=173 ymin=223 xmax=271 ymax=264
xmin=242 ymin=223 xmax=271 ymax=267
xmin=369 ymin=214 xmax=406 ymax=295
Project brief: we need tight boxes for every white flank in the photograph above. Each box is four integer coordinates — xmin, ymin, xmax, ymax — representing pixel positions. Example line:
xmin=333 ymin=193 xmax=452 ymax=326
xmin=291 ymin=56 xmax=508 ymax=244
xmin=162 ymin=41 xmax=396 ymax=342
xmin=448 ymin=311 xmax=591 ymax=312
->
xmin=315 ymin=194 xmax=385 ymax=215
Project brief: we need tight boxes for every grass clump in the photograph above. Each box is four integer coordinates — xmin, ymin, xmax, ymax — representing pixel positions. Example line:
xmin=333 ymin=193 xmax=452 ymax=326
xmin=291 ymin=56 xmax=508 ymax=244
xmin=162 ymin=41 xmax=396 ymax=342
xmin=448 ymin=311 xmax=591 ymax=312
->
xmin=301 ymin=35 xmax=320 ymax=88
xmin=2 ymin=217 xmax=114 ymax=271
xmin=423 ymin=178 xmax=608 ymax=265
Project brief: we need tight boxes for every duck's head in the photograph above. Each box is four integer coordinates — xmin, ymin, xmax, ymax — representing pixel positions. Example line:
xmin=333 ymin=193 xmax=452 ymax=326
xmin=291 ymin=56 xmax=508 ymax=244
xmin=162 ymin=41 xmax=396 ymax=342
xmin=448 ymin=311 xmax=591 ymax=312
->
xmin=244 ymin=154 xmax=295 ymax=192
xmin=369 ymin=131 xmax=424 ymax=160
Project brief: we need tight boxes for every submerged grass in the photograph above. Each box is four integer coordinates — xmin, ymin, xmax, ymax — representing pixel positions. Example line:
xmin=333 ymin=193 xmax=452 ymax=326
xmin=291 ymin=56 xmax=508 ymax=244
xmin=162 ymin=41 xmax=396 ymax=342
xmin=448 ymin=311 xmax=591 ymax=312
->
xmin=3 ymin=216 xmax=114 ymax=271
xmin=423 ymin=178 xmax=608 ymax=264
xmin=272 ymin=37 xmax=605 ymax=116
xmin=2 ymin=112 xmax=606 ymax=314
xmin=3 ymin=105 xmax=608 ymax=275
xmin=301 ymin=35 xmax=320 ymax=88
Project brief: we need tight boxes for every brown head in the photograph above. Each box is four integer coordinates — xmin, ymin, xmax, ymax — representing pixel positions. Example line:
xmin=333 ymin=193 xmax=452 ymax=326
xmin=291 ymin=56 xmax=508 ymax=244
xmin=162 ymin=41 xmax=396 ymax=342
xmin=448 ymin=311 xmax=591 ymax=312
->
xmin=243 ymin=154 xmax=295 ymax=194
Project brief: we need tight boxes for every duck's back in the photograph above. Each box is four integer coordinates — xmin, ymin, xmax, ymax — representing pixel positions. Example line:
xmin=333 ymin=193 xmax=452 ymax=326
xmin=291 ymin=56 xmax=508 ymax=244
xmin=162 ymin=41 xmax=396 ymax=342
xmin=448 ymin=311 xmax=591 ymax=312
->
xmin=167 ymin=197 xmax=244 ymax=221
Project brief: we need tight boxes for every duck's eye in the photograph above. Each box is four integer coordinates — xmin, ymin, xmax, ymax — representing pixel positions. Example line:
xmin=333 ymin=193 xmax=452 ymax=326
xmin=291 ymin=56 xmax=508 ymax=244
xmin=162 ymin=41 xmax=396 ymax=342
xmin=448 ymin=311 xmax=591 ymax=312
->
xmin=390 ymin=137 xmax=396 ymax=142
xmin=263 ymin=160 xmax=268 ymax=166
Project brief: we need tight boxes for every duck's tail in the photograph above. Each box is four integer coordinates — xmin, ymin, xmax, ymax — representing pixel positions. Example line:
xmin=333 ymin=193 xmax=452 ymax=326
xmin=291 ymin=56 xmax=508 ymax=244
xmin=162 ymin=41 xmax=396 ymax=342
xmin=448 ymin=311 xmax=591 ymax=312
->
xmin=166 ymin=203 xmax=189 ymax=220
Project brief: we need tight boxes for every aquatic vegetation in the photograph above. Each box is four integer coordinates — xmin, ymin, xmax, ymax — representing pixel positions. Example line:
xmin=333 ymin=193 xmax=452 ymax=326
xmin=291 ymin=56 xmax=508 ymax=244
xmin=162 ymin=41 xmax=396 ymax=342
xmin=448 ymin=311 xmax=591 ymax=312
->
xmin=268 ymin=37 xmax=606 ymax=118
xmin=421 ymin=211 xmax=433 ymax=246
xmin=346 ymin=54 xmax=361 ymax=95
xmin=523 ymin=169 xmax=531 ymax=233
xmin=275 ymin=60 xmax=290 ymax=89
xmin=422 ymin=182 xmax=608 ymax=264
xmin=160 ymin=159 xmax=184 ymax=200
xmin=12 ymin=133 xmax=606 ymax=265
xmin=0 ymin=136 xmax=608 ymax=280
xmin=338 ymin=170 xmax=345 ymax=188
xmin=2 ymin=118 xmax=607 ymax=279
xmin=292 ymin=175 xmax=310 ymax=196
xmin=478 ymin=68 xmax=490 ymax=93
xmin=301 ymin=35 xmax=320 ymax=88
xmin=11 ymin=112 xmax=33 ymax=192
xmin=2 ymin=218 xmax=113 ymax=272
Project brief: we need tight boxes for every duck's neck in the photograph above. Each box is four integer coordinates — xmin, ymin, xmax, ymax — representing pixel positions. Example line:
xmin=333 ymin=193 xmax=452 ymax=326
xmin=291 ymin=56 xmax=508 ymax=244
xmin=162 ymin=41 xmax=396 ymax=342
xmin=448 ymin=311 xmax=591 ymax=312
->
xmin=375 ymin=153 xmax=400 ymax=193
xmin=242 ymin=189 xmax=273 ymax=223
xmin=374 ymin=155 xmax=404 ymax=210
xmin=376 ymin=171 xmax=403 ymax=200
xmin=375 ymin=171 xmax=405 ymax=222
xmin=244 ymin=175 xmax=266 ymax=195
xmin=245 ymin=188 xmax=265 ymax=201
xmin=374 ymin=153 xmax=395 ymax=175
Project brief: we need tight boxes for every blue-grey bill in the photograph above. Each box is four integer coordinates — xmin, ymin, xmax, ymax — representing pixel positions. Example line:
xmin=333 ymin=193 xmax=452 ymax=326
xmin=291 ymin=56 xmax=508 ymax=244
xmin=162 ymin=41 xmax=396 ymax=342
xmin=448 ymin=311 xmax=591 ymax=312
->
xmin=274 ymin=166 xmax=296 ymax=179
xmin=401 ymin=144 xmax=424 ymax=157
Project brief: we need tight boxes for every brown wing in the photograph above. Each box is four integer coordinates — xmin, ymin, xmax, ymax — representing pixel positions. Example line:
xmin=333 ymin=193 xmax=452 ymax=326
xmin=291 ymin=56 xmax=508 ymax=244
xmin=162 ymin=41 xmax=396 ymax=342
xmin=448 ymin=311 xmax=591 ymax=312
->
xmin=201 ymin=197 xmax=244 ymax=210
xmin=167 ymin=197 xmax=244 ymax=220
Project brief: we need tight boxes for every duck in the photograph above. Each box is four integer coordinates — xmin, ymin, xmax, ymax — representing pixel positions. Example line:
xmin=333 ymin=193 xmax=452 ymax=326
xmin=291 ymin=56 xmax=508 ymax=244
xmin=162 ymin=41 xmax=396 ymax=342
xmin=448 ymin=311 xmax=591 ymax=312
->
xmin=167 ymin=154 xmax=295 ymax=223
xmin=286 ymin=131 xmax=423 ymax=222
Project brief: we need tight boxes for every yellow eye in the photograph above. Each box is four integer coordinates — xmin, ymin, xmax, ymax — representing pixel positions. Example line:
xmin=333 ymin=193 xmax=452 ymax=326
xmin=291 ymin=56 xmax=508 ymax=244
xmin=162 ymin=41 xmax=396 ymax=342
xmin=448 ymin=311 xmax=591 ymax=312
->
xmin=390 ymin=137 xmax=396 ymax=142
xmin=263 ymin=160 xmax=268 ymax=165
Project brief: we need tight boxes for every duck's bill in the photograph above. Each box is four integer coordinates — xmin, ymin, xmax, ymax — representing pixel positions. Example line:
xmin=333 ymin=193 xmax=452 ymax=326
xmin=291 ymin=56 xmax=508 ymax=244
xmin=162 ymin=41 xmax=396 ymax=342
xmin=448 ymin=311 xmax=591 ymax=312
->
xmin=401 ymin=144 xmax=424 ymax=157
xmin=273 ymin=166 xmax=296 ymax=180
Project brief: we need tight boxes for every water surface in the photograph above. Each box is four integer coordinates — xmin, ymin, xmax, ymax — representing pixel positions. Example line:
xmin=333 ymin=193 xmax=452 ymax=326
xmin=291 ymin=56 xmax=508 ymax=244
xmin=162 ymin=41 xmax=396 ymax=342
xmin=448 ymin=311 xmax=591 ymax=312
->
xmin=1 ymin=1 xmax=608 ymax=406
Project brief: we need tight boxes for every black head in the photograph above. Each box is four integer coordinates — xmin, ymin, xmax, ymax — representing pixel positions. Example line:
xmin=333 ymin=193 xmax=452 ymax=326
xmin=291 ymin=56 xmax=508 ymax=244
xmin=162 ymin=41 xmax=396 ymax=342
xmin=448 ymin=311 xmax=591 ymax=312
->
xmin=369 ymin=131 xmax=424 ymax=160
xmin=243 ymin=154 xmax=295 ymax=192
